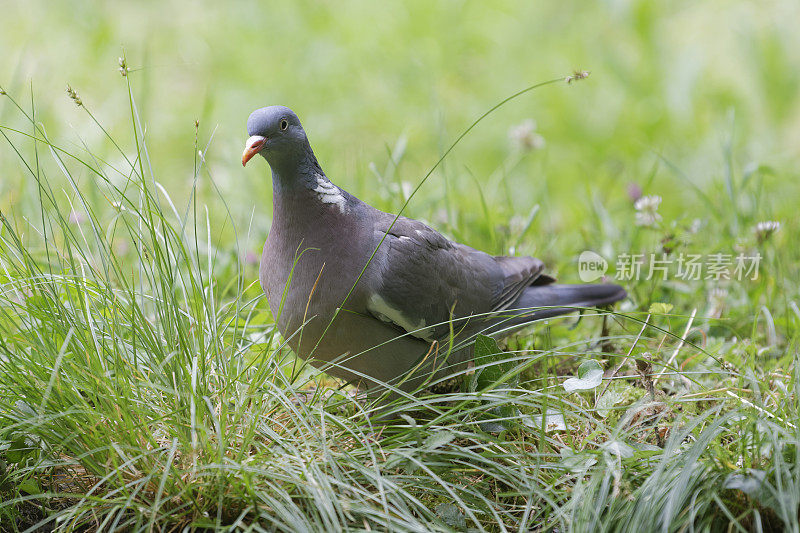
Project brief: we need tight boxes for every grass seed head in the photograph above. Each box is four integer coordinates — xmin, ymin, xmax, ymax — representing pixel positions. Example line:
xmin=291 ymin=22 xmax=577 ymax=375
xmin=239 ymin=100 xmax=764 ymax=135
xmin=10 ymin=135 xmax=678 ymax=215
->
xmin=66 ymin=84 xmax=82 ymax=107
xmin=118 ymin=56 xmax=129 ymax=77
xmin=566 ymin=70 xmax=590 ymax=83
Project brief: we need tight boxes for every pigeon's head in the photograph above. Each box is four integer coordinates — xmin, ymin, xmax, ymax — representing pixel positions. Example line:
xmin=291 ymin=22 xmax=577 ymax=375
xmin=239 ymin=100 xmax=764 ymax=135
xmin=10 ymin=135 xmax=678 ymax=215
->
xmin=242 ymin=106 xmax=307 ymax=167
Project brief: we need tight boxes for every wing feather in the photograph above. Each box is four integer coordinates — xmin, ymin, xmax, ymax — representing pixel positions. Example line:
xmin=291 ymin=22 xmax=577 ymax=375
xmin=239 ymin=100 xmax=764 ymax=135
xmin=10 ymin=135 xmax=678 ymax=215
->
xmin=364 ymin=214 xmax=552 ymax=341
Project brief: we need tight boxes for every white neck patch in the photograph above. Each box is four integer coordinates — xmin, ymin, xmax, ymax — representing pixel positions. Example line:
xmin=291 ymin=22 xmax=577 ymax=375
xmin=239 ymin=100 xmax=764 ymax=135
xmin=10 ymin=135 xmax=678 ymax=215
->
xmin=312 ymin=174 xmax=346 ymax=213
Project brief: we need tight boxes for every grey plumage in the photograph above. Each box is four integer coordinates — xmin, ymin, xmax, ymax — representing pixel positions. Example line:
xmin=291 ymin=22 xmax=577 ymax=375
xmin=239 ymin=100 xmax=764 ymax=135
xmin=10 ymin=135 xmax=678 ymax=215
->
xmin=243 ymin=105 xmax=626 ymax=395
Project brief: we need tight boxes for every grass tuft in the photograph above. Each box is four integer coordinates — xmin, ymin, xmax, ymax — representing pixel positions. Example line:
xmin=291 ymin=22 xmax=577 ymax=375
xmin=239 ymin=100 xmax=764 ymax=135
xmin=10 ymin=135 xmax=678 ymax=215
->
xmin=0 ymin=64 xmax=798 ymax=532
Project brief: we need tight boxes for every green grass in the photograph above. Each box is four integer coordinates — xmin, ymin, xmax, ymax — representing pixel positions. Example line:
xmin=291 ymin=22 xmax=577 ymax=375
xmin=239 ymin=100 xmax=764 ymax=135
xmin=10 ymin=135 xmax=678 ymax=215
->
xmin=2 ymin=1 xmax=800 ymax=531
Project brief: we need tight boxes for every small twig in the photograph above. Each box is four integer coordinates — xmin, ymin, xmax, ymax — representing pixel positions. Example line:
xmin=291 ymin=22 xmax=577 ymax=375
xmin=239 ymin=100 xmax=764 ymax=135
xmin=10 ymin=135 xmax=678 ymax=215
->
xmin=598 ymin=311 xmax=614 ymax=353
xmin=636 ymin=352 xmax=655 ymax=398
xmin=600 ymin=314 xmax=650 ymax=397
xmin=654 ymin=308 xmax=696 ymax=385
xmin=726 ymin=391 xmax=797 ymax=430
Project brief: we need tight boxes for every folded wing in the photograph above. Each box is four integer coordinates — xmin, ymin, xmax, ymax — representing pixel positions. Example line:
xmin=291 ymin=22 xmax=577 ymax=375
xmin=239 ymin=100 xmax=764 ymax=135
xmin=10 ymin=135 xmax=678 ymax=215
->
xmin=365 ymin=213 xmax=552 ymax=342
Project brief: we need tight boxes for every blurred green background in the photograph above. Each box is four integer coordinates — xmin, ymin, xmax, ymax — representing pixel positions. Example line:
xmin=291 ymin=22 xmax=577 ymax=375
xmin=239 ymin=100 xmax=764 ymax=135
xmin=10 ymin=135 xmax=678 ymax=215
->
xmin=2 ymin=0 xmax=798 ymax=275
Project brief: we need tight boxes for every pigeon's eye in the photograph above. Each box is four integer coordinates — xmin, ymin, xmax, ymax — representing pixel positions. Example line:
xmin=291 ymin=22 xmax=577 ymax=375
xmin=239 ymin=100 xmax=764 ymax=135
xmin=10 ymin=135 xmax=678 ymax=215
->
xmin=280 ymin=119 xmax=288 ymax=131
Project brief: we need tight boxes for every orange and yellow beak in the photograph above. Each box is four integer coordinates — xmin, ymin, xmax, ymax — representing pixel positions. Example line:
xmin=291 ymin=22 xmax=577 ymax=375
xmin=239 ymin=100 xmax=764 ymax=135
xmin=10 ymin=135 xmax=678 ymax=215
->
xmin=242 ymin=135 xmax=267 ymax=166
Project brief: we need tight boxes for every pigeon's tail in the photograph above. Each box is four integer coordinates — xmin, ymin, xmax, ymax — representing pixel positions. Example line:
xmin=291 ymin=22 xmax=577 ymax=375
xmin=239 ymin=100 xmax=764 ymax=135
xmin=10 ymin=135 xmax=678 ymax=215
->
xmin=487 ymin=283 xmax=627 ymax=335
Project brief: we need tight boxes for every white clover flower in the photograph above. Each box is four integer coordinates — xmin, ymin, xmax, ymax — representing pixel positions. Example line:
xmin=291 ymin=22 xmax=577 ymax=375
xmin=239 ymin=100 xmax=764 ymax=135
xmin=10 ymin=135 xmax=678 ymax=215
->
xmin=508 ymin=119 xmax=545 ymax=151
xmin=634 ymin=195 xmax=662 ymax=227
xmin=754 ymin=220 xmax=780 ymax=242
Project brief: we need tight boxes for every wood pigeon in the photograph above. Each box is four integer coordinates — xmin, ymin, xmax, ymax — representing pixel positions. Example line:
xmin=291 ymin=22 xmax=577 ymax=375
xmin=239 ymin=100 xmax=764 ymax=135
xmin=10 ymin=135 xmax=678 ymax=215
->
xmin=242 ymin=105 xmax=625 ymax=396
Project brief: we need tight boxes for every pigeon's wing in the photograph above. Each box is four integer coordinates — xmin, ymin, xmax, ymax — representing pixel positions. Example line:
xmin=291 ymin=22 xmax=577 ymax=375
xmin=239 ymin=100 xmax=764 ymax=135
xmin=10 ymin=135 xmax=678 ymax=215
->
xmin=364 ymin=214 xmax=551 ymax=342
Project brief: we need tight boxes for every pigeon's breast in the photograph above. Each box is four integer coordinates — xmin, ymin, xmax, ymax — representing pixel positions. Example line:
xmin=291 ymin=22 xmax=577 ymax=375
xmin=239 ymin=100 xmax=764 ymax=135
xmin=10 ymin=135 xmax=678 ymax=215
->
xmin=259 ymin=199 xmax=371 ymax=346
